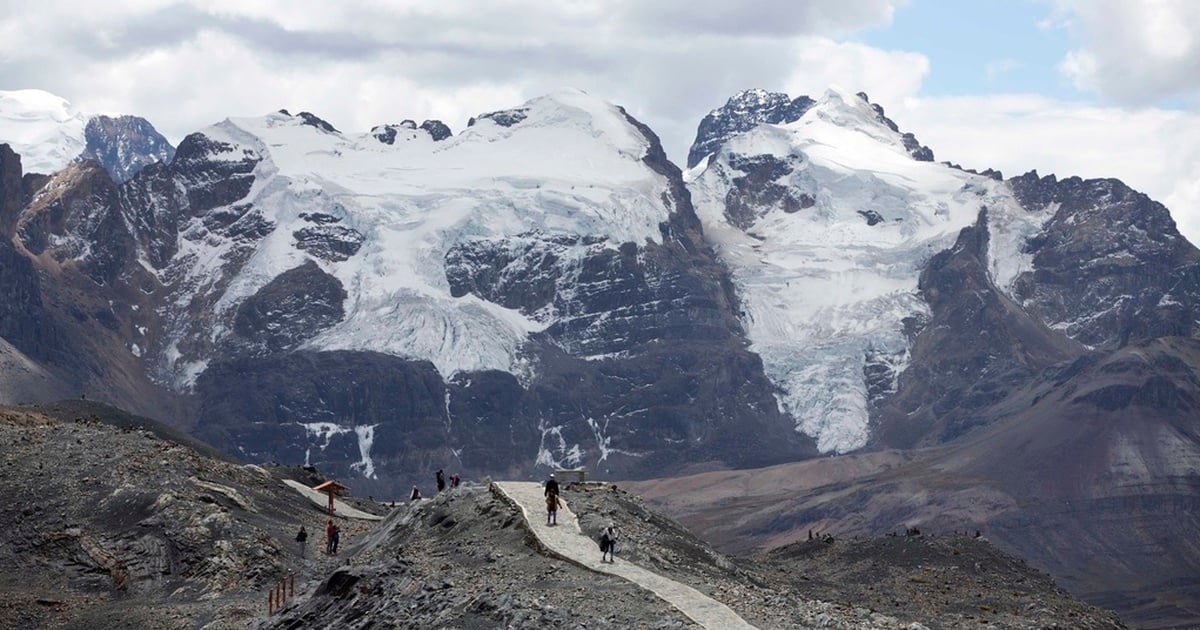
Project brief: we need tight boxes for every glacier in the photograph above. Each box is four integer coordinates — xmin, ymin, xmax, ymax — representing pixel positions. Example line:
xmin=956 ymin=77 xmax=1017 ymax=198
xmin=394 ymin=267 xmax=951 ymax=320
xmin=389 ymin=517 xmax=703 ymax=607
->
xmin=687 ymin=87 xmax=1038 ymax=453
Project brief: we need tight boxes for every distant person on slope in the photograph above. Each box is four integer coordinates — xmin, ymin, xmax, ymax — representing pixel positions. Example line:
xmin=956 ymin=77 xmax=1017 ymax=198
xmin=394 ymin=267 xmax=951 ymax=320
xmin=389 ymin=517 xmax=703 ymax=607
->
xmin=600 ymin=524 xmax=618 ymax=563
xmin=410 ymin=485 xmax=422 ymax=501
xmin=325 ymin=520 xmax=334 ymax=555
xmin=295 ymin=526 xmax=308 ymax=558
xmin=331 ymin=524 xmax=341 ymax=555
xmin=436 ymin=469 xmax=446 ymax=492
xmin=546 ymin=492 xmax=563 ymax=526
xmin=451 ymin=472 xmax=460 ymax=488
xmin=544 ymin=473 xmax=559 ymax=499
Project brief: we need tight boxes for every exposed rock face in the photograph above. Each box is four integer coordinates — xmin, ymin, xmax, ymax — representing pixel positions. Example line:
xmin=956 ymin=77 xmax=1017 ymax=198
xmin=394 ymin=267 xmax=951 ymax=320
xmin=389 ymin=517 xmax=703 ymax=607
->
xmin=0 ymin=236 xmax=56 ymax=362
xmin=1009 ymin=170 xmax=1200 ymax=348
xmin=372 ymin=120 xmax=451 ymax=144
xmin=17 ymin=160 xmax=135 ymax=285
xmin=420 ymin=119 xmax=452 ymax=141
xmin=193 ymin=351 xmax=455 ymax=495
xmin=81 ymin=115 xmax=175 ymax=183
xmin=0 ymin=144 xmax=23 ymax=237
xmin=722 ymin=153 xmax=814 ymax=228
xmin=688 ymin=88 xmax=814 ymax=168
xmin=297 ymin=111 xmax=338 ymax=133
xmin=231 ymin=260 xmax=347 ymax=355
xmin=292 ymin=224 xmax=364 ymax=262
xmin=467 ymin=107 xmax=528 ymax=128
xmin=120 ymin=132 xmax=262 ymax=269
xmin=875 ymin=209 xmax=1082 ymax=446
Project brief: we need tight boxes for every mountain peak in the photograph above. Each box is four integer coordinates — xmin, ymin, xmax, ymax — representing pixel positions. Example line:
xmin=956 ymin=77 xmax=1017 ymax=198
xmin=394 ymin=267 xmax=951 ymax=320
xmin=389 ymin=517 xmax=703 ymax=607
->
xmin=686 ymin=89 xmax=815 ymax=168
xmin=0 ymin=89 xmax=87 ymax=174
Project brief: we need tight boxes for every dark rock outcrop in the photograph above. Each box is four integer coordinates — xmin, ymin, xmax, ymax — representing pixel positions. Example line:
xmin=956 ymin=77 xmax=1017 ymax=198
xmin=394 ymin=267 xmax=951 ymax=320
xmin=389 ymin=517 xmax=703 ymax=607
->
xmin=0 ymin=144 xmax=23 ymax=238
xmin=231 ymin=260 xmax=347 ymax=355
xmin=372 ymin=120 xmax=450 ymax=144
xmin=419 ymin=120 xmax=452 ymax=141
xmin=723 ymin=153 xmax=813 ymax=228
xmin=297 ymin=111 xmax=338 ymax=134
xmin=292 ymin=224 xmax=365 ymax=262
xmin=1009 ymin=170 xmax=1200 ymax=349
xmin=467 ymin=108 xmax=528 ymax=128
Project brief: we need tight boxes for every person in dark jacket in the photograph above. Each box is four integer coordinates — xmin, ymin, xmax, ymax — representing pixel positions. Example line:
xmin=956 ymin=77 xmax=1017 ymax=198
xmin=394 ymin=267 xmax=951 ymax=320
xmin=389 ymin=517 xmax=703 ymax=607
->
xmin=600 ymin=524 xmax=618 ymax=563
xmin=295 ymin=526 xmax=308 ymax=558
xmin=410 ymin=485 xmax=422 ymax=501
xmin=436 ymin=469 xmax=446 ymax=492
xmin=331 ymin=524 xmax=341 ymax=555
xmin=544 ymin=473 xmax=559 ymax=498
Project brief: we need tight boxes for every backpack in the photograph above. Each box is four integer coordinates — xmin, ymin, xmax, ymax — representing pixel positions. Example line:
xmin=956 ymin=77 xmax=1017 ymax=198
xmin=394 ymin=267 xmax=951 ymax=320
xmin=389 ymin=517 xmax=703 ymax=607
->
xmin=599 ymin=531 xmax=611 ymax=551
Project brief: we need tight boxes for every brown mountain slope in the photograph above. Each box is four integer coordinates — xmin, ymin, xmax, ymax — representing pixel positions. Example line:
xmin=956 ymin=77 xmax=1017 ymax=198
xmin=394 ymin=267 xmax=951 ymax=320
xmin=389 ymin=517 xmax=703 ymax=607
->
xmin=628 ymin=338 xmax=1200 ymax=629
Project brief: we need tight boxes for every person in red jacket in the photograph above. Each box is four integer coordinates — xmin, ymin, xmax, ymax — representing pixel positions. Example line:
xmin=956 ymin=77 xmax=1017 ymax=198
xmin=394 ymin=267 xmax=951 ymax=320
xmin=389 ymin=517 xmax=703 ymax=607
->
xmin=325 ymin=519 xmax=334 ymax=555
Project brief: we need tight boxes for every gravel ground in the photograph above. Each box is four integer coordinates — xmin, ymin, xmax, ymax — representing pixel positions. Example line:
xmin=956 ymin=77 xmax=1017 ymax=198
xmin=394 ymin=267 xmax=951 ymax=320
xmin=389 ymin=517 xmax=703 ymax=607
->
xmin=0 ymin=405 xmax=1124 ymax=629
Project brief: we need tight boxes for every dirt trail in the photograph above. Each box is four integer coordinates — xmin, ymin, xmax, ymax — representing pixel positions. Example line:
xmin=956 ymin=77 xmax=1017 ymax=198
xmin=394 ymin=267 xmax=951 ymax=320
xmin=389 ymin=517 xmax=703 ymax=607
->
xmin=494 ymin=481 xmax=758 ymax=630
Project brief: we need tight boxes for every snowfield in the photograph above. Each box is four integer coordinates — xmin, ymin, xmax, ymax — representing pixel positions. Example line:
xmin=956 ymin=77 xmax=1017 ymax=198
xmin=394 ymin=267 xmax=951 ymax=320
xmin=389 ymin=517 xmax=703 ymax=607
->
xmin=159 ymin=89 xmax=673 ymax=384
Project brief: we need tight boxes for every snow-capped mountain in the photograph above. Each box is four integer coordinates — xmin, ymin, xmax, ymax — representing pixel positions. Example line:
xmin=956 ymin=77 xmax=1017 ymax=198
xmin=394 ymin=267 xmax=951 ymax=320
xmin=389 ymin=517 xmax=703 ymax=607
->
xmin=687 ymin=87 xmax=1200 ymax=454
xmin=0 ymin=89 xmax=810 ymax=492
xmin=686 ymin=88 xmax=1036 ymax=452
xmin=0 ymin=90 xmax=87 ymax=175
xmin=0 ymin=90 xmax=173 ymax=182
xmin=0 ymin=85 xmax=1197 ymax=498
xmin=2 ymin=85 xmax=1198 ymax=625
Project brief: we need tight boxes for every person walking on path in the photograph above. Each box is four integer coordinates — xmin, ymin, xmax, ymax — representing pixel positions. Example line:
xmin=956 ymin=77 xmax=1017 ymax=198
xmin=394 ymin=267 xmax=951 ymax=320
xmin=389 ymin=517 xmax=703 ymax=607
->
xmin=325 ymin=520 xmax=334 ymax=555
xmin=600 ymin=524 xmax=618 ymax=563
xmin=295 ymin=526 xmax=308 ymax=558
xmin=436 ymin=469 xmax=446 ymax=492
xmin=331 ymin=524 xmax=341 ymax=555
xmin=544 ymin=473 xmax=559 ymax=499
xmin=546 ymin=492 xmax=563 ymax=526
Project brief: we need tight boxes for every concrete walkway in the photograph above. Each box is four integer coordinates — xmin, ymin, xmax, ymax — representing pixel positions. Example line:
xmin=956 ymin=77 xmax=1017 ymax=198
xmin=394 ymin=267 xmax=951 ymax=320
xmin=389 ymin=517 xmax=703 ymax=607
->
xmin=494 ymin=481 xmax=757 ymax=630
xmin=282 ymin=479 xmax=384 ymax=521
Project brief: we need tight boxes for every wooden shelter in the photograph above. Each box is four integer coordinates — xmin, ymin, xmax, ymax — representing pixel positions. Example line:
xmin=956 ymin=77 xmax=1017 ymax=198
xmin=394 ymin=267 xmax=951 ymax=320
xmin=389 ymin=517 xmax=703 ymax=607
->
xmin=311 ymin=480 xmax=350 ymax=516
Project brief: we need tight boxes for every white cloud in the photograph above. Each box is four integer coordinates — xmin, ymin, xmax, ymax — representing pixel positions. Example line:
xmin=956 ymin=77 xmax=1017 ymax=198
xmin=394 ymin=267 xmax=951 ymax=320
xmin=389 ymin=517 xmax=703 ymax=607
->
xmin=1 ymin=0 xmax=1197 ymax=248
xmin=1052 ymin=0 xmax=1200 ymax=104
xmin=0 ymin=0 xmax=908 ymax=165
xmin=783 ymin=38 xmax=928 ymax=109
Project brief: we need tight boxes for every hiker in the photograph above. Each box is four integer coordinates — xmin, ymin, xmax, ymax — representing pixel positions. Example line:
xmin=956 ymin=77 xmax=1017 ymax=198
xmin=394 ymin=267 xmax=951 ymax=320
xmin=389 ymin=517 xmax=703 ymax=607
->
xmin=546 ymin=492 xmax=562 ymax=526
xmin=451 ymin=472 xmax=460 ymax=488
xmin=295 ymin=526 xmax=308 ymax=558
xmin=331 ymin=524 xmax=341 ymax=555
xmin=410 ymin=486 xmax=422 ymax=501
xmin=600 ymin=524 xmax=618 ymax=563
xmin=544 ymin=473 xmax=559 ymax=499
xmin=325 ymin=520 xmax=334 ymax=555
xmin=436 ymin=469 xmax=446 ymax=492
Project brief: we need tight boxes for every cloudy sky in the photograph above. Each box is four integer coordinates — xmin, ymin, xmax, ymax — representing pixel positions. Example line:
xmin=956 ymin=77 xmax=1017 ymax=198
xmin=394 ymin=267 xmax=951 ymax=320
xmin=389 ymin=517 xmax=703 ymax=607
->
xmin=2 ymin=0 xmax=1199 ymax=239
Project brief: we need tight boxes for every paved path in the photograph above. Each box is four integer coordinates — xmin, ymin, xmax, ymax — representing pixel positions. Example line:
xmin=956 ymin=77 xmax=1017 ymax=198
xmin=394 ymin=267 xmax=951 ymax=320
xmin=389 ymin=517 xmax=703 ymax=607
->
xmin=282 ymin=479 xmax=384 ymax=521
xmin=494 ymin=481 xmax=757 ymax=630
